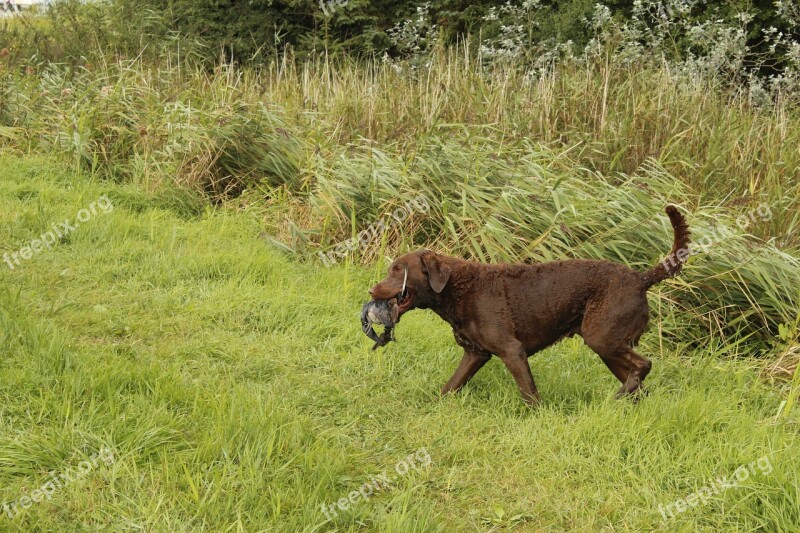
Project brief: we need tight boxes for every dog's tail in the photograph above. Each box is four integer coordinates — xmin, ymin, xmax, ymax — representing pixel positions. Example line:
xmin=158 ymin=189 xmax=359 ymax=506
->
xmin=641 ymin=205 xmax=691 ymax=288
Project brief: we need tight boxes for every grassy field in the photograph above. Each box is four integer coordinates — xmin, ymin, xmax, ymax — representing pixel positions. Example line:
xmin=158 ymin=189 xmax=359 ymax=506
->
xmin=1 ymin=154 xmax=798 ymax=531
xmin=2 ymin=5 xmax=800 ymax=531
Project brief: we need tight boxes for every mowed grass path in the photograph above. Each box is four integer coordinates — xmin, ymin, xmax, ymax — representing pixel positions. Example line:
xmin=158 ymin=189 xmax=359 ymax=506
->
xmin=0 ymin=155 xmax=798 ymax=531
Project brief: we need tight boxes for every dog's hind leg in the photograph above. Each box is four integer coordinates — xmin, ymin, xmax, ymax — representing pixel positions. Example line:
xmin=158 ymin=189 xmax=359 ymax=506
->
xmin=588 ymin=343 xmax=651 ymax=398
xmin=582 ymin=297 xmax=652 ymax=399
xmin=607 ymin=349 xmax=652 ymax=398
xmin=599 ymin=356 xmax=629 ymax=386
xmin=441 ymin=350 xmax=491 ymax=396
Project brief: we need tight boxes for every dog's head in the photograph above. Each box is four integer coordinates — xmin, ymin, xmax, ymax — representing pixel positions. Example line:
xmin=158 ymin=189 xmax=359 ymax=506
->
xmin=368 ymin=250 xmax=451 ymax=316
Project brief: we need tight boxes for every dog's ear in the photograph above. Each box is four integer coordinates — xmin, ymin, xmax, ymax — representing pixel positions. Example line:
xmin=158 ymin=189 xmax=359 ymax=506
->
xmin=420 ymin=251 xmax=451 ymax=293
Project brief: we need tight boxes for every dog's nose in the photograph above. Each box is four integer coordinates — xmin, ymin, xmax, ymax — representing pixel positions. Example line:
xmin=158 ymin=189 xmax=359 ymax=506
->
xmin=368 ymin=286 xmax=376 ymax=298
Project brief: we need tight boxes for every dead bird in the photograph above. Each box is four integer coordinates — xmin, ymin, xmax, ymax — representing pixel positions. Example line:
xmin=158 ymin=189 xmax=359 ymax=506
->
xmin=361 ymin=298 xmax=399 ymax=349
xmin=361 ymin=266 xmax=408 ymax=349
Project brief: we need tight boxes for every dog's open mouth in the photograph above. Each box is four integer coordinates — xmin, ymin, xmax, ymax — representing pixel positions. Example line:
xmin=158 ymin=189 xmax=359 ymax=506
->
xmin=396 ymin=285 xmax=412 ymax=314
xmin=396 ymin=265 xmax=413 ymax=312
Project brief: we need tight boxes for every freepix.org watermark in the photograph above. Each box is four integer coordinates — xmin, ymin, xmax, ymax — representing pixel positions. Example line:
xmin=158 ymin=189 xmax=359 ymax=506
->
xmin=3 ymin=195 xmax=113 ymax=270
xmin=318 ymin=194 xmax=429 ymax=267
xmin=320 ymin=447 xmax=432 ymax=523
xmin=2 ymin=446 xmax=116 ymax=520
xmin=658 ymin=455 xmax=773 ymax=521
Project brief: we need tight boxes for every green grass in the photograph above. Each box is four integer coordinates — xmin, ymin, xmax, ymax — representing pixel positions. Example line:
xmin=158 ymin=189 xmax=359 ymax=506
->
xmin=1 ymin=154 xmax=799 ymax=531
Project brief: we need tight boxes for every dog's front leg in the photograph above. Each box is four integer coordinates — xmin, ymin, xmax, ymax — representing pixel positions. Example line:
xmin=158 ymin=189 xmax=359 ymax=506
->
xmin=441 ymin=349 xmax=491 ymax=396
xmin=498 ymin=345 xmax=541 ymax=407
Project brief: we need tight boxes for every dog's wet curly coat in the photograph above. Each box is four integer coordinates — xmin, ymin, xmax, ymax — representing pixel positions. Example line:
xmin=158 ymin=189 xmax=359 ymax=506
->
xmin=365 ymin=205 xmax=691 ymax=406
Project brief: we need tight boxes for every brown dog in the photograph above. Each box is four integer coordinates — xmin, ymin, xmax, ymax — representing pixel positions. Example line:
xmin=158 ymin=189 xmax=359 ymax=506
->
xmin=368 ymin=206 xmax=690 ymax=406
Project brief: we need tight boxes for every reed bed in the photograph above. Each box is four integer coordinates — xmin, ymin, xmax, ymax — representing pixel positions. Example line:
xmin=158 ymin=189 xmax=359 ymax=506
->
xmin=0 ymin=50 xmax=798 ymax=360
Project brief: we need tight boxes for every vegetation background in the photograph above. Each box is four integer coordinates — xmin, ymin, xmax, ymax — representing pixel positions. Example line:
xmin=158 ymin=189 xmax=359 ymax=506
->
xmin=0 ymin=0 xmax=799 ymax=530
